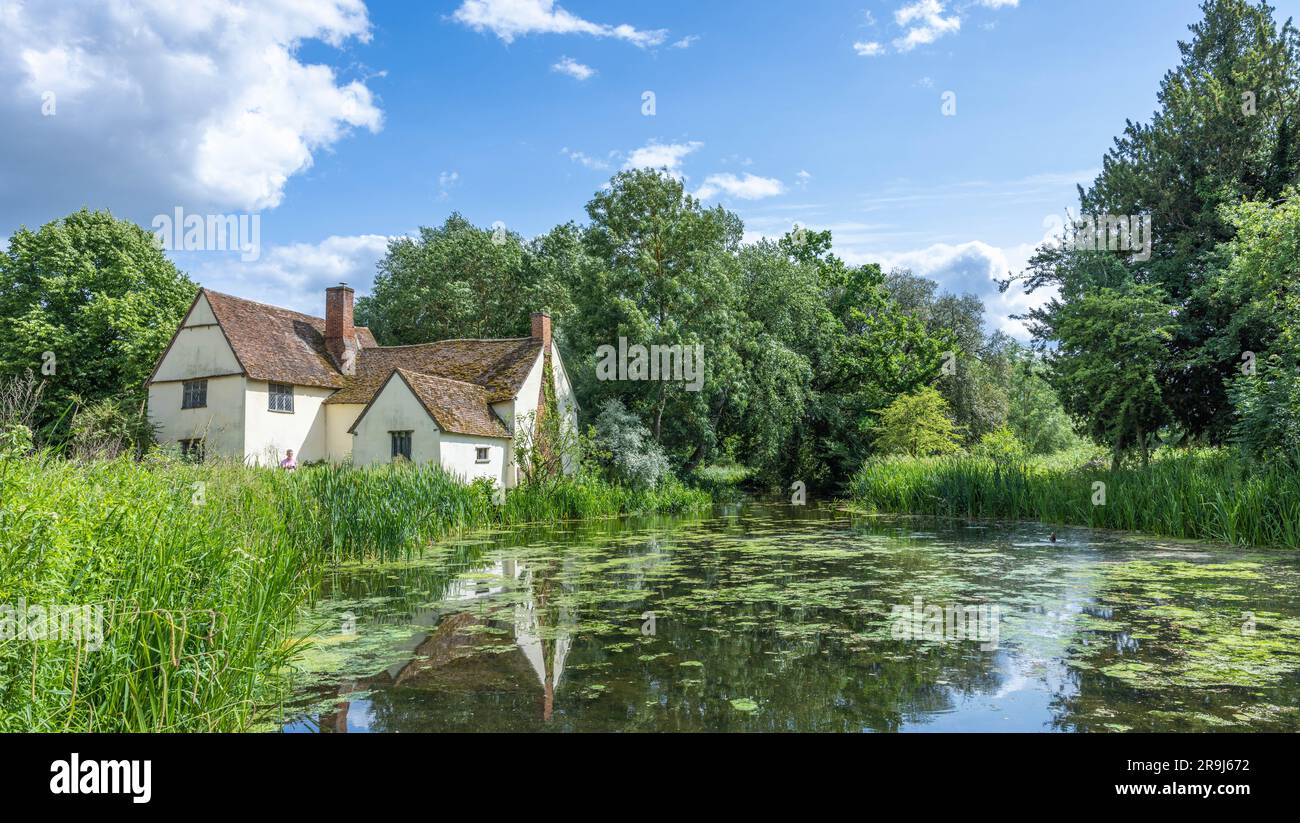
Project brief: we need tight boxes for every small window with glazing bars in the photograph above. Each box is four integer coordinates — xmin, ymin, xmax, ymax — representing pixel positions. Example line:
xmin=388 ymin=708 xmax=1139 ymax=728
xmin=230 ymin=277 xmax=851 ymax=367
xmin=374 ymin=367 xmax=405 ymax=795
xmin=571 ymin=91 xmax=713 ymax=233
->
xmin=268 ymin=382 xmax=294 ymax=413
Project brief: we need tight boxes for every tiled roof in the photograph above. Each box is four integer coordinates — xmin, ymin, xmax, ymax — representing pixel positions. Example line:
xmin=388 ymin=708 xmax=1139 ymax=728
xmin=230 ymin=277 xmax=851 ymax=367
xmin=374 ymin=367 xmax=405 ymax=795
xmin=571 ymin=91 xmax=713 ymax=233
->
xmin=160 ymin=289 xmax=543 ymax=437
xmin=325 ymin=338 xmax=542 ymax=405
xmin=363 ymin=369 xmax=511 ymax=439
xmin=200 ymin=289 xmax=352 ymax=389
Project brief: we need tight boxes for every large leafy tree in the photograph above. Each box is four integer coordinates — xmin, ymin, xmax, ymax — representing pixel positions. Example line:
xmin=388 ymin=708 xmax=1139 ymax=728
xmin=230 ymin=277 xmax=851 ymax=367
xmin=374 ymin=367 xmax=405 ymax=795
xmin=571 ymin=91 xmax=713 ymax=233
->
xmin=1050 ymin=283 xmax=1177 ymax=467
xmin=564 ymin=169 xmax=745 ymax=468
xmin=0 ymin=209 xmax=196 ymax=438
xmin=357 ymin=213 xmax=574 ymax=344
xmin=1006 ymin=0 xmax=1300 ymax=441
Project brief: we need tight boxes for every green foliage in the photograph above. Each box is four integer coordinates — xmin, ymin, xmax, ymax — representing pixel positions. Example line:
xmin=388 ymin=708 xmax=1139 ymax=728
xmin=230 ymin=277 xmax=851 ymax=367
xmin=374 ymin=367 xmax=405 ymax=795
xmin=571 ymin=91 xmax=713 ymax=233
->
xmin=874 ymin=386 xmax=963 ymax=457
xmin=592 ymin=398 xmax=670 ymax=489
xmin=355 ymin=213 xmax=574 ymax=344
xmin=1006 ymin=0 xmax=1300 ymax=441
xmin=973 ymin=426 xmax=1027 ymax=464
xmin=850 ymin=448 xmax=1300 ymax=549
xmin=67 ymin=395 xmax=157 ymax=460
xmin=0 ymin=209 xmax=196 ymax=440
xmin=1050 ymin=283 xmax=1176 ymax=467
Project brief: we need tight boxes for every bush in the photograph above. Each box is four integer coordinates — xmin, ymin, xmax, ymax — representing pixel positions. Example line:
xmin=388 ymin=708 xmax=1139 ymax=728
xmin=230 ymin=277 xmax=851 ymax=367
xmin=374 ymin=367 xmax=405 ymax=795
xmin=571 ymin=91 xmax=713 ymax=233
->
xmin=973 ymin=426 xmax=1027 ymax=464
xmin=592 ymin=399 xmax=670 ymax=489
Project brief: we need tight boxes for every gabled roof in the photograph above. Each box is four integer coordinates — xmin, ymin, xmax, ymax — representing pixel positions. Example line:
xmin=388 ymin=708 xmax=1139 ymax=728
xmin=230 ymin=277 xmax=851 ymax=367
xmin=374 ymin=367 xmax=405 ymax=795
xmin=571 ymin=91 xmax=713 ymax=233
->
xmin=325 ymin=338 xmax=543 ymax=405
xmin=348 ymin=368 xmax=511 ymax=439
xmin=149 ymin=289 xmax=379 ymax=389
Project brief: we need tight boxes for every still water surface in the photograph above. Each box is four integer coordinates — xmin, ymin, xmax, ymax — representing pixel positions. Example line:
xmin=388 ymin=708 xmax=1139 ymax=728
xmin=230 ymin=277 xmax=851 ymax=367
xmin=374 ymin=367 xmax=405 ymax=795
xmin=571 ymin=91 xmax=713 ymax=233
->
xmin=281 ymin=504 xmax=1300 ymax=732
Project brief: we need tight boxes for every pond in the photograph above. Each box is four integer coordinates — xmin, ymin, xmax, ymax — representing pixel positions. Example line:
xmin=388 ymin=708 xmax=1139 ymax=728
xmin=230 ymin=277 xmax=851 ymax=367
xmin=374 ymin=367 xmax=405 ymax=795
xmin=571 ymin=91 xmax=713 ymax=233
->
xmin=279 ymin=504 xmax=1300 ymax=732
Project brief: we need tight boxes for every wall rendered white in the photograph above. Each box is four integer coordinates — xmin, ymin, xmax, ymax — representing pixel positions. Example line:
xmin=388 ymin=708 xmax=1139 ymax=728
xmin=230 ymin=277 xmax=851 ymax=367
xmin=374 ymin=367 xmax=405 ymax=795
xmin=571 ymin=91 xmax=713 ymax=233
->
xmin=147 ymin=374 xmax=246 ymax=457
xmin=243 ymin=380 xmax=333 ymax=466
xmin=440 ymin=433 xmax=508 ymax=485
xmin=325 ymin=403 xmax=363 ymax=462
xmin=350 ymin=377 xmax=441 ymax=467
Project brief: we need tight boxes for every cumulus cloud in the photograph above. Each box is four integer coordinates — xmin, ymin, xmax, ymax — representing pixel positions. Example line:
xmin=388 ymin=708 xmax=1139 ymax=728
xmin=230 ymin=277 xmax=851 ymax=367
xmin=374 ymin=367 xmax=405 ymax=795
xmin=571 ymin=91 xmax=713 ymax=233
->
xmin=695 ymin=173 xmax=785 ymax=201
xmin=185 ymin=233 xmax=393 ymax=315
xmin=853 ymin=41 xmax=886 ymax=57
xmin=0 ymin=0 xmax=382 ymax=229
xmin=875 ymin=240 xmax=1050 ymax=338
xmin=622 ymin=140 xmax=703 ymax=176
xmin=451 ymin=0 xmax=667 ymax=47
xmin=893 ymin=0 xmax=961 ymax=52
xmin=551 ymin=56 xmax=596 ymax=80
xmin=671 ymin=35 xmax=700 ymax=49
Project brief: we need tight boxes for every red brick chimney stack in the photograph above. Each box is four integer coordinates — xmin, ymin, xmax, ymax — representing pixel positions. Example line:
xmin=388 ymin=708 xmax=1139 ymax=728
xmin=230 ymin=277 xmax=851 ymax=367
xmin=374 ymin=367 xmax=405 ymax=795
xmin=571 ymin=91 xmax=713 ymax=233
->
xmin=531 ymin=311 xmax=551 ymax=350
xmin=325 ymin=283 xmax=356 ymax=374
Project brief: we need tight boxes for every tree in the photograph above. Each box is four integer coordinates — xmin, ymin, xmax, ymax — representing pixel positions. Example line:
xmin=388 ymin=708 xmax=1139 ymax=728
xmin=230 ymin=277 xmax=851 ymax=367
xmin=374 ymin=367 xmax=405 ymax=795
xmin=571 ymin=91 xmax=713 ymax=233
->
xmin=356 ymin=214 xmax=573 ymax=344
xmin=1050 ymin=284 xmax=1176 ymax=468
xmin=973 ymin=426 xmax=1028 ymax=464
xmin=874 ymin=387 xmax=963 ymax=457
xmin=0 ymin=209 xmax=196 ymax=440
xmin=1005 ymin=0 xmax=1300 ymax=441
xmin=565 ymin=169 xmax=745 ymax=469
xmin=591 ymin=399 xmax=670 ymax=489
xmin=1216 ymin=190 xmax=1300 ymax=463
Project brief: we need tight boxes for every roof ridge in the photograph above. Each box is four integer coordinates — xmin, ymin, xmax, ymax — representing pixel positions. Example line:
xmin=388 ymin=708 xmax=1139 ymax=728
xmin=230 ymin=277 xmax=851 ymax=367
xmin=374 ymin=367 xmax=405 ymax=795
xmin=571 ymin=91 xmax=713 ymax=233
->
xmin=394 ymin=367 xmax=489 ymax=391
xmin=202 ymin=287 xmax=326 ymax=323
xmin=368 ymin=337 xmax=537 ymax=351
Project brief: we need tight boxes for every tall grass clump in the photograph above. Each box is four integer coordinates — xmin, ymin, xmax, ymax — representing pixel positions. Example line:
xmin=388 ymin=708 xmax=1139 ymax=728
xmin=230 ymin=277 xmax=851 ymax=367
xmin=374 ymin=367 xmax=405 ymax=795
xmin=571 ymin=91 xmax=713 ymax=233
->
xmin=848 ymin=448 xmax=1300 ymax=549
xmin=0 ymin=454 xmax=322 ymax=732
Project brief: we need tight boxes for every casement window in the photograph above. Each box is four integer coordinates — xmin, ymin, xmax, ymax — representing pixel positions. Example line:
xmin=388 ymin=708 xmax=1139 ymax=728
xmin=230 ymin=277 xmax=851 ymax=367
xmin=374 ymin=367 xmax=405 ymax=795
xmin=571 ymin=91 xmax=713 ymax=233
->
xmin=475 ymin=446 xmax=490 ymax=464
xmin=390 ymin=430 xmax=412 ymax=461
xmin=179 ymin=438 xmax=205 ymax=463
xmin=182 ymin=379 xmax=208 ymax=409
xmin=268 ymin=382 xmax=294 ymax=413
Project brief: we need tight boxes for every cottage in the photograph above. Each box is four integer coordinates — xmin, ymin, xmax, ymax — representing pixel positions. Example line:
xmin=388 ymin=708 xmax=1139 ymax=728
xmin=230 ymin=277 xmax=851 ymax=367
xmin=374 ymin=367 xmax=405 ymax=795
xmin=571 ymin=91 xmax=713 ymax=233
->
xmin=145 ymin=284 xmax=577 ymax=488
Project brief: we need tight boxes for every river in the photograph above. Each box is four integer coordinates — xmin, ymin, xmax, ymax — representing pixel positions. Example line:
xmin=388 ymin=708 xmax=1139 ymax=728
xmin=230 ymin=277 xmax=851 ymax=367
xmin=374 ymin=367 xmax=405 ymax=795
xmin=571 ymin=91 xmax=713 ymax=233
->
xmin=280 ymin=503 xmax=1300 ymax=732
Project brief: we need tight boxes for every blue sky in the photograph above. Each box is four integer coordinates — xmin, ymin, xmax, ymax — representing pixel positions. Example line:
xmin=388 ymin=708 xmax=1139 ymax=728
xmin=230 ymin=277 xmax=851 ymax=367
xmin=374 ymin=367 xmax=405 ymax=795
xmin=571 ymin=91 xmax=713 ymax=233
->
xmin=3 ymin=0 xmax=1297 ymax=336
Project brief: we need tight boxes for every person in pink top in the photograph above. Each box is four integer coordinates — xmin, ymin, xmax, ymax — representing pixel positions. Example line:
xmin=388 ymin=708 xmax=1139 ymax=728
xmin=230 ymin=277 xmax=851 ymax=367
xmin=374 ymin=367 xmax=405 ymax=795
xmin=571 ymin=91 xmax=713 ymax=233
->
xmin=279 ymin=449 xmax=297 ymax=470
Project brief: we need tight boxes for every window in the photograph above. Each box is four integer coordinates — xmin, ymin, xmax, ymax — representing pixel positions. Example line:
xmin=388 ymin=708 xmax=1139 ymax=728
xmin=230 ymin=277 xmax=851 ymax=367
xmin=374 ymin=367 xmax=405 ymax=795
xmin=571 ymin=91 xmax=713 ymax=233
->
xmin=390 ymin=430 xmax=412 ymax=461
xmin=179 ymin=438 xmax=205 ymax=463
xmin=182 ymin=379 xmax=207 ymax=409
xmin=268 ymin=382 xmax=294 ymax=413
xmin=475 ymin=446 xmax=490 ymax=464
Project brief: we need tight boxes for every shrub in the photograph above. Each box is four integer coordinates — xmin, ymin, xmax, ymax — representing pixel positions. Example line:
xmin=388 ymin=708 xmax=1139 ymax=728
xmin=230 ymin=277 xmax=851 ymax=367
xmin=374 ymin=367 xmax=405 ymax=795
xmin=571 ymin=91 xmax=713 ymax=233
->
xmin=592 ymin=399 xmax=670 ymax=489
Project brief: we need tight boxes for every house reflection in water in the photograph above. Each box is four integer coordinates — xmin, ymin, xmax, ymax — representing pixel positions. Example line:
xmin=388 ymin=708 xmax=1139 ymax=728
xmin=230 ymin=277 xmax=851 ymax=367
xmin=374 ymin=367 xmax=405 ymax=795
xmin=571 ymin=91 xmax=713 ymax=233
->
xmin=316 ymin=557 xmax=576 ymax=731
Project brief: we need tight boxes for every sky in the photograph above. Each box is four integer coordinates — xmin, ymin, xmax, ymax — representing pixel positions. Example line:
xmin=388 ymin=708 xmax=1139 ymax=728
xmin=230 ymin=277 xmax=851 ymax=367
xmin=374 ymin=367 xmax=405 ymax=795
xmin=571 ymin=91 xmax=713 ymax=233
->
xmin=3 ymin=0 xmax=1298 ymax=338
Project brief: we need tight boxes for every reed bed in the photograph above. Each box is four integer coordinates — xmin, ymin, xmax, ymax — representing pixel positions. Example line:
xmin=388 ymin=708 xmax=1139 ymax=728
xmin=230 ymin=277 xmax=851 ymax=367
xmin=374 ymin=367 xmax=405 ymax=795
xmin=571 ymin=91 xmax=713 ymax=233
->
xmin=0 ymin=454 xmax=710 ymax=731
xmin=848 ymin=449 xmax=1300 ymax=549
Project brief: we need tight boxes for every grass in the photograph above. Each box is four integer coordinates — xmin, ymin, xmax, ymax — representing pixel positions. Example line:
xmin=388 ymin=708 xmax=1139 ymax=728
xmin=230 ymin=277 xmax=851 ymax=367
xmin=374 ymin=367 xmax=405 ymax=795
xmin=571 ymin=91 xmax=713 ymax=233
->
xmin=848 ymin=448 xmax=1300 ymax=549
xmin=0 ymin=453 xmax=710 ymax=731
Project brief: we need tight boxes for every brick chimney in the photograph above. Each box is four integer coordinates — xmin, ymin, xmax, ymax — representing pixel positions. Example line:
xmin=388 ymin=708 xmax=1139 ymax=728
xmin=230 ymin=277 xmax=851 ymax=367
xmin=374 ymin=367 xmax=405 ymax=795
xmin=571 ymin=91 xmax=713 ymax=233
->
xmin=532 ymin=311 xmax=553 ymax=434
xmin=325 ymin=283 xmax=356 ymax=375
xmin=531 ymin=311 xmax=551 ymax=349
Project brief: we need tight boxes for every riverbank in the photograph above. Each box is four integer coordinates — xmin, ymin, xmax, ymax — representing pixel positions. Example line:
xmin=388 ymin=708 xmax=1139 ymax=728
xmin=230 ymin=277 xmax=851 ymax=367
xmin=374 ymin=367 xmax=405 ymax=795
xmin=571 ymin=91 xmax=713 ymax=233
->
xmin=847 ymin=448 xmax=1300 ymax=550
xmin=0 ymin=454 xmax=710 ymax=731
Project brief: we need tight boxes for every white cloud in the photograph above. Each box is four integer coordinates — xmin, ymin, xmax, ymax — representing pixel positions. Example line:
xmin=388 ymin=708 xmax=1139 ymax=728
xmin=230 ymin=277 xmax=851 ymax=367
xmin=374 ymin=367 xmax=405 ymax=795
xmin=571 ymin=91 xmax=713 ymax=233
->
xmin=451 ymin=0 xmax=667 ymax=47
xmin=561 ymin=147 xmax=611 ymax=170
xmin=853 ymin=41 xmax=885 ymax=57
xmin=695 ymin=173 xmax=785 ymax=201
xmin=438 ymin=170 xmax=461 ymax=199
xmin=875 ymin=240 xmax=1049 ymax=338
xmin=186 ymin=233 xmax=393 ymax=316
xmin=622 ymin=140 xmax=703 ymax=176
xmin=0 ymin=0 xmax=382 ymax=227
xmin=551 ymin=55 xmax=595 ymax=80
xmin=671 ymin=35 xmax=700 ymax=49
xmin=796 ymin=170 xmax=812 ymax=188
xmin=893 ymin=0 xmax=961 ymax=52
xmin=979 ymin=0 xmax=1019 ymax=8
